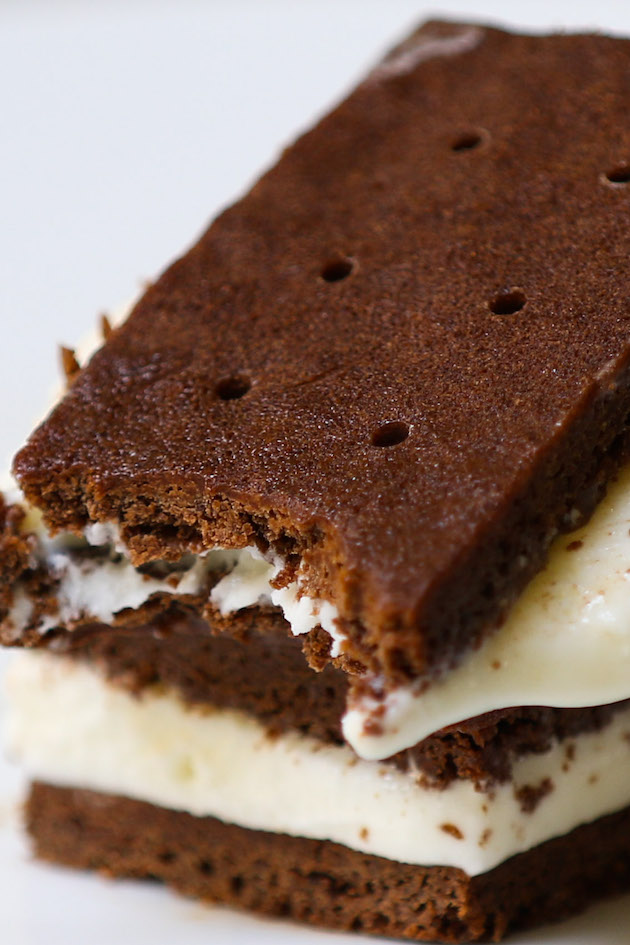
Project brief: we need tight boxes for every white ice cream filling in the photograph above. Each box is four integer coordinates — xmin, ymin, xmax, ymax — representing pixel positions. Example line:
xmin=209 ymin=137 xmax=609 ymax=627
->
xmin=3 ymin=505 xmax=346 ymax=655
xmin=209 ymin=546 xmax=344 ymax=654
xmin=8 ymin=460 xmax=630 ymax=762
xmin=6 ymin=650 xmax=630 ymax=878
xmin=344 ymin=463 xmax=630 ymax=760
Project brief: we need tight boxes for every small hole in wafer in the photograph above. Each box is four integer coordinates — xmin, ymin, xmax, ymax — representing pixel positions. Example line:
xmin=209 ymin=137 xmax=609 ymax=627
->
xmin=489 ymin=290 xmax=526 ymax=316
xmin=451 ymin=131 xmax=483 ymax=152
xmin=371 ymin=421 xmax=409 ymax=448
xmin=215 ymin=375 xmax=251 ymax=400
xmin=321 ymin=257 xmax=353 ymax=282
xmin=604 ymin=165 xmax=630 ymax=184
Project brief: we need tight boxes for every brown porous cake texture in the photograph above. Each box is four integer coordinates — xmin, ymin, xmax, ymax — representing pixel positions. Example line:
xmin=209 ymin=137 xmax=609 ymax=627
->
xmin=26 ymin=784 xmax=630 ymax=944
xmin=5 ymin=19 xmax=630 ymax=945
xmin=10 ymin=20 xmax=630 ymax=684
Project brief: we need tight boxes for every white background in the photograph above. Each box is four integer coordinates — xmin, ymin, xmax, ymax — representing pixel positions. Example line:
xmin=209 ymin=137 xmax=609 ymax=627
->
xmin=2 ymin=2 xmax=630 ymax=942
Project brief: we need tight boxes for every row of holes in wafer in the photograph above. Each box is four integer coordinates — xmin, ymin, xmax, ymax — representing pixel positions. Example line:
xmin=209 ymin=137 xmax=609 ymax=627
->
xmin=449 ymin=128 xmax=630 ymax=186
xmin=218 ymin=140 xmax=629 ymax=445
xmin=322 ymin=256 xmax=527 ymax=315
xmin=214 ymin=377 xmax=410 ymax=450
xmin=214 ymin=373 xmax=410 ymax=448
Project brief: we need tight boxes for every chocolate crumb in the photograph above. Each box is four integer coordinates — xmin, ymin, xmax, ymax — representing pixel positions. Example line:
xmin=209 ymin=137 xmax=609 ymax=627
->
xmin=363 ymin=703 xmax=386 ymax=737
xmin=440 ymin=823 xmax=464 ymax=840
xmin=514 ymin=778 xmax=554 ymax=814
xmin=60 ymin=346 xmax=80 ymax=386
xmin=359 ymin=827 xmax=370 ymax=840
xmin=479 ymin=828 xmax=492 ymax=848
xmin=565 ymin=539 xmax=584 ymax=551
xmin=100 ymin=314 xmax=113 ymax=341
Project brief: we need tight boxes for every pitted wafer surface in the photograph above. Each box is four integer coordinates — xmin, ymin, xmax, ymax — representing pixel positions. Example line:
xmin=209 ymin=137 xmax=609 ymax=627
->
xmin=14 ymin=23 xmax=630 ymax=679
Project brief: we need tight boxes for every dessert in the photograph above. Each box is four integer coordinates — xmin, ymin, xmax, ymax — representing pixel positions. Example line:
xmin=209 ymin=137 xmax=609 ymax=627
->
xmin=3 ymin=18 xmax=630 ymax=943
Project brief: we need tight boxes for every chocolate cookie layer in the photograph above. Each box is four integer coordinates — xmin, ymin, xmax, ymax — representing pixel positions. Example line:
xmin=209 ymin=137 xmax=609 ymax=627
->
xmin=13 ymin=23 xmax=630 ymax=683
xmin=26 ymin=783 xmax=630 ymax=943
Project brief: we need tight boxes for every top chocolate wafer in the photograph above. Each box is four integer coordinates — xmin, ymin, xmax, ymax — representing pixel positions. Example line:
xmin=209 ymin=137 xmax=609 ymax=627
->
xmin=13 ymin=21 xmax=630 ymax=682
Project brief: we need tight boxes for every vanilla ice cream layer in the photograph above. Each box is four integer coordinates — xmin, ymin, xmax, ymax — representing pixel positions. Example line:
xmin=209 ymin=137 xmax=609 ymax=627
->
xmin=344 ymin=464 xmax=630 ymax=759
xmin=6 ymin=650 xmax=630 ymax=878
xmin=8 ymin=461 xmax=630 ymax=763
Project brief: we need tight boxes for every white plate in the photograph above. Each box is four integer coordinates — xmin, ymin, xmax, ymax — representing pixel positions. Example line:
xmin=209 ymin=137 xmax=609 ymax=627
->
xmin=3 ymin=2 xmax=630 ymax=942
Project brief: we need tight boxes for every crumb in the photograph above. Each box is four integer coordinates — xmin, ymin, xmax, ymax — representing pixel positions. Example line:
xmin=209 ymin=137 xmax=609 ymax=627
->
xmin=101 ymin=314 xmax=113 ymax=340
xmin=478 ymin=828 xmax=492 ymax=848
xmin=363 ymin=705 xmax=386 ymax=737
xmin=514 ymin=778 xmax=554 ymax=814
xmin=60 ymin=346 xmax=81 ymax=386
